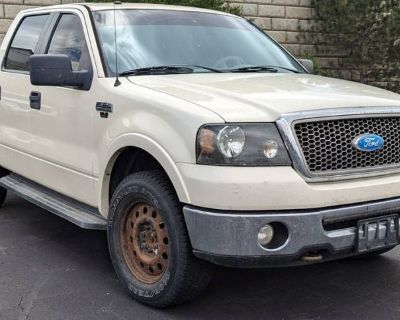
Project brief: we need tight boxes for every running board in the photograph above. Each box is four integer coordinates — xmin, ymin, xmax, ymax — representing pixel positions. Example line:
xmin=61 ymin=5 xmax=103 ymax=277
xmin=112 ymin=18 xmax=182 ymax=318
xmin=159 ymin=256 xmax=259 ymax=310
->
xmin=0 ymin=174 xmax=107 ymax=230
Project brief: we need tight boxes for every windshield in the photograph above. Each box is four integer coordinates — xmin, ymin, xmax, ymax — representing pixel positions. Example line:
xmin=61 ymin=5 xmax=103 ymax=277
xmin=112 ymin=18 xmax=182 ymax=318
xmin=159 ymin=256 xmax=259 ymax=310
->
xmin=93 ymin=9 xmax=305 ymax=76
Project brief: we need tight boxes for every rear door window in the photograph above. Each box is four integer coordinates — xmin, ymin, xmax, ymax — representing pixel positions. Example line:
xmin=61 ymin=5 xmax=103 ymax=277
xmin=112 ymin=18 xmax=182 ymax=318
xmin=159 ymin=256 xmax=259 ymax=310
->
xmin=4 ymin=14 xmax=49 ymax=71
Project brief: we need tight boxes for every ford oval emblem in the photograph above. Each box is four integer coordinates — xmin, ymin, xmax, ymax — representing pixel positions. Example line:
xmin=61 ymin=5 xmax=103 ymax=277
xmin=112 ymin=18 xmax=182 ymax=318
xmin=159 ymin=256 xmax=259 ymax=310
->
xmin=352 ymin=134 xmax=385 ymax=152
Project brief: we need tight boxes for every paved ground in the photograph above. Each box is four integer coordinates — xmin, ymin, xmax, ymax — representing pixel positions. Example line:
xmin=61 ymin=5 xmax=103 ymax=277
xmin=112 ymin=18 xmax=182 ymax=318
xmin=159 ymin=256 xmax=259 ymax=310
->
xmin=1 ymin=193 xmax=400 ymax=320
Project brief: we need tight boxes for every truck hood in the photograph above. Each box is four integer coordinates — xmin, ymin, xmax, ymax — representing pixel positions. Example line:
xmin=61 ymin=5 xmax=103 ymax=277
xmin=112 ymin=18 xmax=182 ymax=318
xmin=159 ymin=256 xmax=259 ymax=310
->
xmin=128 ymin=73 xmax=400 ymax=122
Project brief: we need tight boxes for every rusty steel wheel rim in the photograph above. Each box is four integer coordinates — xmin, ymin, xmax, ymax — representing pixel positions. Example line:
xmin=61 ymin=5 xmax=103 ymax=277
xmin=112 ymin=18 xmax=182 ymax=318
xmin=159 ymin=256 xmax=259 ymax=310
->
xmin=120 ymin=203 xmax=170 ymax=284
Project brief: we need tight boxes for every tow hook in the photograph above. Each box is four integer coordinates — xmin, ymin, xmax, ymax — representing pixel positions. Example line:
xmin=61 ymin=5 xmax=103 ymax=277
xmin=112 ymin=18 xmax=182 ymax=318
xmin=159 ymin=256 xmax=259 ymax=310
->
xmin=301 ymin=252 xmax=323 ymax=262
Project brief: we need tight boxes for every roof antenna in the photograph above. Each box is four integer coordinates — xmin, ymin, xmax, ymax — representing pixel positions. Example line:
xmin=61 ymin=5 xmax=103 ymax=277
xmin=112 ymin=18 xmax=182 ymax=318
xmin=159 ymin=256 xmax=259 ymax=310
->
xmin=113 ymin=1 xmax=122 ymax=87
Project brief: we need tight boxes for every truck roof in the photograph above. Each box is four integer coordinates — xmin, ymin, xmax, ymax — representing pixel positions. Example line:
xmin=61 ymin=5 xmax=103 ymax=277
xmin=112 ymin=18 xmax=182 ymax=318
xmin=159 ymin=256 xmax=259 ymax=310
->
xmin=20 ymin=2 xmax=235 ymax=16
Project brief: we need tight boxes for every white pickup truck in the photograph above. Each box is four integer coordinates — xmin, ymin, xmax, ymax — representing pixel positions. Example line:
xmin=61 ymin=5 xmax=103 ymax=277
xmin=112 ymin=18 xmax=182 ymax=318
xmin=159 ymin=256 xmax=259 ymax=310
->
xmin=1 ymin=3 xmax=400 ymax=308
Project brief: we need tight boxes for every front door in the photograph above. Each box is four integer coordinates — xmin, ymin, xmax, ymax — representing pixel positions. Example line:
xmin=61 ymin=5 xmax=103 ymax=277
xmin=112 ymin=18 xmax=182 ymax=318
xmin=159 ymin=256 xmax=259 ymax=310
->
xmin=29 ymin=11 xmax=97 ymax=206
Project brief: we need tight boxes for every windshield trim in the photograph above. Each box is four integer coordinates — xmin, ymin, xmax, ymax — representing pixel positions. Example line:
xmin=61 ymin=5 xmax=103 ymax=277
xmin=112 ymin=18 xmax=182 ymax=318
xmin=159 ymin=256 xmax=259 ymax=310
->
xmin=247 ymin=19 xmax=308 ymax=74
xmin=84 ymin=4 xmax=109 ymax=77
xmin=91 ymin=7 xmax=236 ymax=19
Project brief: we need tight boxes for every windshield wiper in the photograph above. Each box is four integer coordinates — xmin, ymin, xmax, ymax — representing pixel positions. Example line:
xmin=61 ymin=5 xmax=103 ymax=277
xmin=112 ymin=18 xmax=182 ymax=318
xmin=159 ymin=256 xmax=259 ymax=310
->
xmin=229 ymin=65 xmax=300 ymax=74
xmin=181 ymin=65 xmax=223 ymax=73
xmin=120 ymin=65 xmax=222 ymax=76
xmin=120 ymin=66 xmax=194 ymax=76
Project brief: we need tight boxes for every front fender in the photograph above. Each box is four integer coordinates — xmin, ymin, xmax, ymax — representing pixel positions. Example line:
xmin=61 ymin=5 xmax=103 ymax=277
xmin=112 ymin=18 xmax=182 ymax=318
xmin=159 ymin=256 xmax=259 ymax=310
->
xmin=97 ymin=133 xmax=190 ymax=217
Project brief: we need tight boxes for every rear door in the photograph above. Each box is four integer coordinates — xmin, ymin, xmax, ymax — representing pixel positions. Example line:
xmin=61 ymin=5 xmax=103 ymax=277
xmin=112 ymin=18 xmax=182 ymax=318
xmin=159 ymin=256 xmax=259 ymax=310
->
xmin=0 ymin=13 xmax=52 ymax=178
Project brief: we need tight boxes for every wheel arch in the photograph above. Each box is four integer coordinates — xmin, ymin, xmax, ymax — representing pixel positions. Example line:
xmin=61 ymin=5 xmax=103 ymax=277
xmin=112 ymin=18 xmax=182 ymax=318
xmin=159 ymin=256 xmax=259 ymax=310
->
xmin=98 ymin=134 xmax=190 ymax=217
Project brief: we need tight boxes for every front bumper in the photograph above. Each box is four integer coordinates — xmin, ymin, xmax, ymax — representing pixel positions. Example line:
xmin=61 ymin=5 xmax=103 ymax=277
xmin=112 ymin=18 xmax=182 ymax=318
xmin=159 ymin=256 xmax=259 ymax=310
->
xmin=183 ymin=197 xmax=400 ymax=267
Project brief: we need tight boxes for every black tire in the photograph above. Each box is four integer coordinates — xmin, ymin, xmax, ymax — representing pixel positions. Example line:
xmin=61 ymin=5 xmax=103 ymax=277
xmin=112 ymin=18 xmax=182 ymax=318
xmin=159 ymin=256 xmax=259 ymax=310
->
xmin=0 ymin=187 xmax=6 ymax=207
xmin=108 ymin=170 xmax=213 ymax=308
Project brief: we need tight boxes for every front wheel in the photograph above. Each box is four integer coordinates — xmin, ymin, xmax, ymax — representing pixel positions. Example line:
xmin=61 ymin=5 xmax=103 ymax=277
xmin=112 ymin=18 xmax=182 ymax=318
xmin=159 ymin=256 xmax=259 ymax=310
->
xmin=107 ymin=171 xmax=213 ymax=308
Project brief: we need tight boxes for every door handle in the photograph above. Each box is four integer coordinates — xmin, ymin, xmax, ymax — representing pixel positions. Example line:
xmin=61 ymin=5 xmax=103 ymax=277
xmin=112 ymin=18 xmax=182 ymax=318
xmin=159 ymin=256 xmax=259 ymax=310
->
xmin=30 ymin=91 xmax=41 ymax=110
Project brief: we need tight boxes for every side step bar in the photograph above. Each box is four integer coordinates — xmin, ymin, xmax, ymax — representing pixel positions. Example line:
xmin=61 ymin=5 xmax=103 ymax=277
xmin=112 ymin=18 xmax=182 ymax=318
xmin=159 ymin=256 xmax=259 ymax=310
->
xmin=0 ymin=174 xmax=107 ymax=230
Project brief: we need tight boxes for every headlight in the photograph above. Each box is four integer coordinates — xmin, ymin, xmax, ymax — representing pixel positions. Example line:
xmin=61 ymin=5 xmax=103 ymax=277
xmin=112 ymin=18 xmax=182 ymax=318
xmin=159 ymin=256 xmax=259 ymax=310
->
xmin=216 ymin=126 xmax=245 ymax=158
xmin=196 ymin=123 xmax=292 ymax=166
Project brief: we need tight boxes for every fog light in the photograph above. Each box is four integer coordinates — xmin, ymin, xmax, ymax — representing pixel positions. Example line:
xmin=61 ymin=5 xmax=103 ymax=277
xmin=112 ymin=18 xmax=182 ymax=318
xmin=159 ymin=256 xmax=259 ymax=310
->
xmin=258 ymin=224 xmax=274 ymax=246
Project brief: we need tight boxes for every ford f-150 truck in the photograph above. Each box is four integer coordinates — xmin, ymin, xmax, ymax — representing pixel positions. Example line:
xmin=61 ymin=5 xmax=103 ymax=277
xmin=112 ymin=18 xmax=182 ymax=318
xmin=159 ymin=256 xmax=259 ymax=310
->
xmin=1 ymin=3 xmax=400 ymax=308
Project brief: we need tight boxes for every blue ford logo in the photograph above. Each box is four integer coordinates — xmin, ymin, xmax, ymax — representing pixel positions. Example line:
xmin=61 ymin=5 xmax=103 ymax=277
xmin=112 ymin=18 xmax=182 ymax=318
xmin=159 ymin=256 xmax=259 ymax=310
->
xmin=352 ymin=134 xmax=385 ymax=152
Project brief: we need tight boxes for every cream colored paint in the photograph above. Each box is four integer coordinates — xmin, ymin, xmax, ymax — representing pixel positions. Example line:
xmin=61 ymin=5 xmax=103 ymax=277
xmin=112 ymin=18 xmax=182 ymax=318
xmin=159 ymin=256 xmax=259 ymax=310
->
xmin=0 ymin=8 xmax=102 ymax=206
xmin=177 ymin=164 xmax=400 ymax=210
xmin=1 ymin=5 xmax=400 ymax=218
xmin=129 ymin=73 xmax=400 ymax=122
xmin=92 ymin=77 xmax=223 ymax=214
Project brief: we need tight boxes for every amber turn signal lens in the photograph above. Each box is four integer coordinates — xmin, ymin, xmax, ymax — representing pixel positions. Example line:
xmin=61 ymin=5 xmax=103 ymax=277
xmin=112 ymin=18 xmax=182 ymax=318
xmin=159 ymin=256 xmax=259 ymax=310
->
xmin=198 ymin=128 xmax=216 ymax=155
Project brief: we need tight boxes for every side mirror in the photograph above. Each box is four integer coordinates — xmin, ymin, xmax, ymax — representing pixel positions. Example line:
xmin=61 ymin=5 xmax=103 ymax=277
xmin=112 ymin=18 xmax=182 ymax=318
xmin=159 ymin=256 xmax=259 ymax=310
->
xmin=30 ymin=54 xmax=92 ymax=90
xmin=298 ymin=59 xmax=314 ymax=74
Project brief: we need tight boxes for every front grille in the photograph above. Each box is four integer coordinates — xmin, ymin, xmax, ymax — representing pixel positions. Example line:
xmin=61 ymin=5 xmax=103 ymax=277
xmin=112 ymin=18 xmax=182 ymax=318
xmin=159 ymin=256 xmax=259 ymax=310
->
xmin=294 ymin=117 xmax=400 ymax=174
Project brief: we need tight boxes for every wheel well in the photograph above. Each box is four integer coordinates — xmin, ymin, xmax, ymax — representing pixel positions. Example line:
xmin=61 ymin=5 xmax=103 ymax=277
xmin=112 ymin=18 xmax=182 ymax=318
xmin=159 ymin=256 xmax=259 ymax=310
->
xmin=108 ymin=147 xmax=164 ymax=201
xmin=0 ymin=167 xmax=10 ymax=178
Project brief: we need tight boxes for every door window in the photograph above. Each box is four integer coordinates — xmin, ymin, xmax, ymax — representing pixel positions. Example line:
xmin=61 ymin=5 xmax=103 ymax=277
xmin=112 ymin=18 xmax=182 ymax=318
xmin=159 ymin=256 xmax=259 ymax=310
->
xmin=47 ymin=14 xmax=91 ymax=71
xmin=4 ymin=14 xmax=49 ymax=71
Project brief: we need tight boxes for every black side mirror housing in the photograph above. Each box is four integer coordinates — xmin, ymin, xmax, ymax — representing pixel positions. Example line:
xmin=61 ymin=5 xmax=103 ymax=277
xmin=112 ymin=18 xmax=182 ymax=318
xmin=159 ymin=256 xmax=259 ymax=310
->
xmin=30 ymin=54 xmax=92 ymax=90
xmin=298 ymin=59 xmax=314 ymax=74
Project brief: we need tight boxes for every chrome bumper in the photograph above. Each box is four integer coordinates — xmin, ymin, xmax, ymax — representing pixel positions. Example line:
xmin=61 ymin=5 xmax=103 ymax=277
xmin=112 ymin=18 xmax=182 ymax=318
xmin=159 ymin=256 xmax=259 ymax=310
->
xmin=183 ymin=197 xmax=400 ymax=267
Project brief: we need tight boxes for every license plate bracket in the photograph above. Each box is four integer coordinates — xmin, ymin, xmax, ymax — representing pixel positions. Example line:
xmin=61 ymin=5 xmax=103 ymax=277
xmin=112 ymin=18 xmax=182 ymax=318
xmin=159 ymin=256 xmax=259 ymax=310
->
xmin=357 ymin=215 xmax=399 ymax=253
